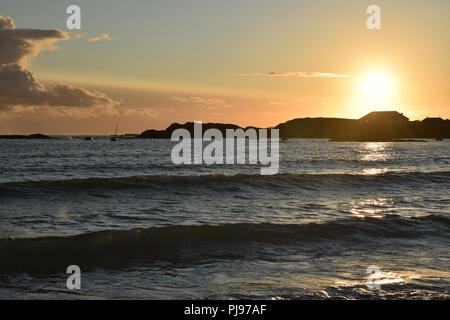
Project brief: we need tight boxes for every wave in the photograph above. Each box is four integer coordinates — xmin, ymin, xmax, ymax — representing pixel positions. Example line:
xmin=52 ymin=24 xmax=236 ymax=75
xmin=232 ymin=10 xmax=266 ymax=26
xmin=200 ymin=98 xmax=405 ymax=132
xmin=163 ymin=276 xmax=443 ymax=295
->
xmin=1 ymin=214 xmax=448 ymax=274
xmin=1 ymin=171 xmax=449 ymax=196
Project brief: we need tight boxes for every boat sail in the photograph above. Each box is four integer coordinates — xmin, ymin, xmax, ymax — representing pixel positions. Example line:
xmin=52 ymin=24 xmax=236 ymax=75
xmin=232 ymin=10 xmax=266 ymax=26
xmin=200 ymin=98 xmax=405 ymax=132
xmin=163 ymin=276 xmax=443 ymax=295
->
xmin=111 ymin=124 xmax=120 ymax=141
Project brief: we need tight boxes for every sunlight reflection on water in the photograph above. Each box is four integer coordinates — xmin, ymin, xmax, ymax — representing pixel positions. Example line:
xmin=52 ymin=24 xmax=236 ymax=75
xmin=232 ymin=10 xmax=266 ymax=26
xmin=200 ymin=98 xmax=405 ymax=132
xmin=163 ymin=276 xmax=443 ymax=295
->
xmin=361 ymin=167 xmax=389 ymax=175
xmin=359 ymin=142 xmax=391 ymax=162
xmin=350 ymin=198 xmax=395 ymax=218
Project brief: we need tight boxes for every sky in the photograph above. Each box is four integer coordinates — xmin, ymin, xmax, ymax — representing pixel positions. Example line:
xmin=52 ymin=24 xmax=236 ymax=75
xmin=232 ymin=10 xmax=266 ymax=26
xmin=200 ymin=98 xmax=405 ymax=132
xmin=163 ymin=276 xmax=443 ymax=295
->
xmin=0 ymin=0 xmax=449 ymax=134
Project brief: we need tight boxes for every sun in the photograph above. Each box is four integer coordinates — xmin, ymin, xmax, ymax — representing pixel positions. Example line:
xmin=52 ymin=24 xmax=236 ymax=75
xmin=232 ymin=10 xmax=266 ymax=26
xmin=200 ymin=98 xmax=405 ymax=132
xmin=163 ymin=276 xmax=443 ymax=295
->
xmin=362 ymin=72 xmax=393 ymax=100
xmin=355 ymin=71 xmax=396 ymax=113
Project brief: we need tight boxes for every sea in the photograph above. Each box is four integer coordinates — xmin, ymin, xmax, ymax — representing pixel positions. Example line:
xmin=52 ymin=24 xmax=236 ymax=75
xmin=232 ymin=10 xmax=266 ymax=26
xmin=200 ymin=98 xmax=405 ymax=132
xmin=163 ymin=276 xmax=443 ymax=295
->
xmin=0 ymin=138 xmax=448 ymax=299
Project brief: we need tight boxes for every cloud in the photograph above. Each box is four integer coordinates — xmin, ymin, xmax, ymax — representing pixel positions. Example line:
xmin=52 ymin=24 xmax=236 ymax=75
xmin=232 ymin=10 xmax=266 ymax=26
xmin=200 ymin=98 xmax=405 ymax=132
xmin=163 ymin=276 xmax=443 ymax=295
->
xmin=0 ymin=29 xmax=69 ymax=66
xmin=238 ymin=72 xmax=351 ymax=78
xmin=88 ymin=33 xmax=111 ymax=42
xmin=0 ymin=104 xmax=121 ymax=120
xmin=0 ymin=103 xmax=160 ymax=121
xmin=122 ymin=107 xmax=160 ymax=118
xmin=0 ymin=15 xmax=69 ymax=66
xmin=49 ymin=83 xmax=117 ymax=107
xmin=0 ymin=15 xmax=118 ymax=110
xmin=71 ymin=32 xmax=112 ymax=42
xmin=0 ymin=15 xmax=14 ymax=30
xmin=0 ymin=64 xmax=118 ymax=109
xmin=171 ymin=96 xmax=232 ymax=110
xmin=72 ymin=32 xmax=88 ymax=39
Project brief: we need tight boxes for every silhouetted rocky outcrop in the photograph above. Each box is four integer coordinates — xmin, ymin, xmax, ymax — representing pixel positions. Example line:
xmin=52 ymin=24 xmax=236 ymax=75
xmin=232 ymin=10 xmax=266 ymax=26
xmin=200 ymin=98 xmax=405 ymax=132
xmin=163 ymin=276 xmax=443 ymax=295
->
xmin=139 ymin=122 xmax=277 ymax=139
xmin=139 ymin=111 xmax=449 ymax=141
xmin=0 ymin=133 xmax=53 ymax=139
xmin=275 ymin=118 xmax=355 ymax=139
xmin=277 ymin=112 xmax=449 ymax=141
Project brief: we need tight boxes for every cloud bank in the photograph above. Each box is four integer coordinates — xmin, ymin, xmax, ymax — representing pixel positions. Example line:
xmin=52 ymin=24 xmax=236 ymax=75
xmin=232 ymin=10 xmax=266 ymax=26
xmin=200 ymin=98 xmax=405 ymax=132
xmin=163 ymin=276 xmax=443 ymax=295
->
xmin=0 ymin=15 xmax=118 ymax=111
xmin=0 ymin=64 xmax=116 ymax=108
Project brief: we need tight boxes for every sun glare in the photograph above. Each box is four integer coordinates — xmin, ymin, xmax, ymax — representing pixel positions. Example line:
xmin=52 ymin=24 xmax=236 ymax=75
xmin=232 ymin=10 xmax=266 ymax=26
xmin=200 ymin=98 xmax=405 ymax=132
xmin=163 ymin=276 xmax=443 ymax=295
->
xmin=362 ymin=72 xmax=393 ymax=100
xmin=354 ymin=71 xmax=396 ymax=114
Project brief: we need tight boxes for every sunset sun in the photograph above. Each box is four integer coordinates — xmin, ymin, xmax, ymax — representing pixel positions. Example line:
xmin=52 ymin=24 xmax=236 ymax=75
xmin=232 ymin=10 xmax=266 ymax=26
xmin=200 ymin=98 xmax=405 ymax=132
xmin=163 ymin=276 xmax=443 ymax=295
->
xmin=362 ymin=72 xmax=394 ymax=99
xmin=356 ymin=71 xmax=396 ymax=112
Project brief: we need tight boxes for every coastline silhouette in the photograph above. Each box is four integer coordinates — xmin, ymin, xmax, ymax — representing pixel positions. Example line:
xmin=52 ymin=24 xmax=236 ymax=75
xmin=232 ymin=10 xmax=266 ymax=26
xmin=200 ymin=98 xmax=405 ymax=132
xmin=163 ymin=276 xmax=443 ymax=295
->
xmin=139 ymin=111 xmax=449 ymax=141
xmin=1 ymin=111 xmax=448 ymax=141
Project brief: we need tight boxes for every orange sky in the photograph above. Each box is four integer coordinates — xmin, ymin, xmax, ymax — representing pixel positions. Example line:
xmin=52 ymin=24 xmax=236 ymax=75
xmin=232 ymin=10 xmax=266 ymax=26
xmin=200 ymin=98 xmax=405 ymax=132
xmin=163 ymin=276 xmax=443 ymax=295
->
xmin=0 ymin=0 xmax=449 ymax=134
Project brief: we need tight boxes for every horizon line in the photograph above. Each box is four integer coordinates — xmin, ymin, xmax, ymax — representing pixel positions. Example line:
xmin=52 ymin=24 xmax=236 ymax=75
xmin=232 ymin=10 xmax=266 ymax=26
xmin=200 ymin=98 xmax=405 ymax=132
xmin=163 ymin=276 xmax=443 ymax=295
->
xmin=1 ymin=111 xmax=448 ymax=136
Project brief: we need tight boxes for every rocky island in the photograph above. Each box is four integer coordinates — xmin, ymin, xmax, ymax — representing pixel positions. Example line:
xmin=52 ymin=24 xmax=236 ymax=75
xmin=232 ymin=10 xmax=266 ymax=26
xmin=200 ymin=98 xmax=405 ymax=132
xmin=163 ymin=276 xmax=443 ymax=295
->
xmin=139 ymin=111 xmax=449 ymax=141
xmin=0 ymin=133 xmax=53 ymax=139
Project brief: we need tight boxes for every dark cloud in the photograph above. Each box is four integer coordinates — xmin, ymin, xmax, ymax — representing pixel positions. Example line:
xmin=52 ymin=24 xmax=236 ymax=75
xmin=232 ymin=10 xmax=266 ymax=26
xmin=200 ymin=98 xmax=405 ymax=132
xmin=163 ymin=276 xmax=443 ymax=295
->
xmin=0 ymin=64 xmax=117 ymax=109
xmin=0 ymin=28 xmax=68 ymax=66
xmin=0 ymin=15 xmax=118 ymax=110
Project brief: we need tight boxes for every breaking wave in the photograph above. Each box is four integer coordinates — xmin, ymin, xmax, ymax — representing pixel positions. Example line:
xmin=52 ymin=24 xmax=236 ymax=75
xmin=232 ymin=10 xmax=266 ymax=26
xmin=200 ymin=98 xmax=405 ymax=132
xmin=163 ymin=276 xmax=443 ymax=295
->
xmin=1 ymin=214 xmax=448 ymax=274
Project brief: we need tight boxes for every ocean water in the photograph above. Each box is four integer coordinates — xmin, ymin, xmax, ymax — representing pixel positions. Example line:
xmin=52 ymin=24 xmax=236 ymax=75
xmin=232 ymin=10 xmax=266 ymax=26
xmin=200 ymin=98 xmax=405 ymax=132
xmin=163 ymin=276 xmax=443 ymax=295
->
xmin=0 ymin=138 xmax=448 ymax=299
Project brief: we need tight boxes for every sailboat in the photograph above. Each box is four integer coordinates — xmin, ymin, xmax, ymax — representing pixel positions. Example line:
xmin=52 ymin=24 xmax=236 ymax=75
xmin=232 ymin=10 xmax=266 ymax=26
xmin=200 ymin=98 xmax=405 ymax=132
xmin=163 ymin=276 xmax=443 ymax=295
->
xmin=111 ymin=124 xmax=120 ymax=141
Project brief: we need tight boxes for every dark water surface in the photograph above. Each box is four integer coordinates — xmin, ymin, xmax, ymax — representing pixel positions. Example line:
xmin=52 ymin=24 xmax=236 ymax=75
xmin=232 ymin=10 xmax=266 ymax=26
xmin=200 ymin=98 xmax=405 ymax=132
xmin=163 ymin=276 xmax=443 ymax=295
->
xmin=0 ymin=138 xmax=448 ymax=299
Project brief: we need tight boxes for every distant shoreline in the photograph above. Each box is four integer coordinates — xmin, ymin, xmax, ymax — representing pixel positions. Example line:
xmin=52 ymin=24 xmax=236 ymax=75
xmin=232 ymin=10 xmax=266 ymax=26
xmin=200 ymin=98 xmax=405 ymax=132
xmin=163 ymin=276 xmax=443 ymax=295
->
xmin=1 ymin=111 xmax=449 ymax=141
xmin=0 ymin=134 xmax=53 ymax=140
xmin=138 ymin=111 xmax=449 ymax=141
